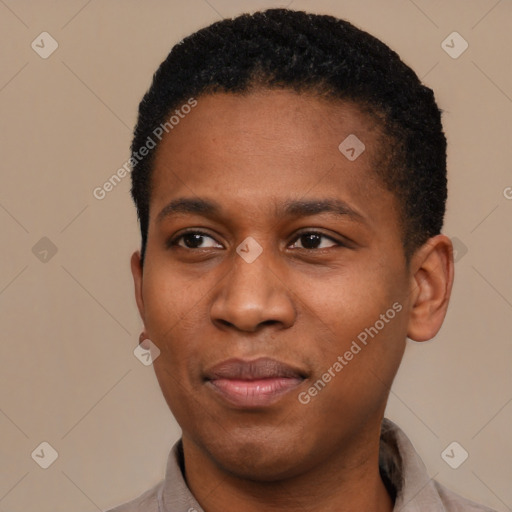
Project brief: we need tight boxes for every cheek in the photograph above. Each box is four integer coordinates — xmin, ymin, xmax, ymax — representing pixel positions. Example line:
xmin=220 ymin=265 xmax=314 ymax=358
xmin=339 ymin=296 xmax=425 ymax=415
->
xmin=142 ymin=265 xmax=213 ymax=376
xmin=303 ymin=265 xmax=397 ymax=336
xmin=142 ymin=262 xmax=201 ymax=335
xmin=151 ymin=358 xmax=195 ymax=428
xmin=302 ymin=266 xmax=407 ymax=395
xmin=314 ymin=302 xmax=406 ymax=410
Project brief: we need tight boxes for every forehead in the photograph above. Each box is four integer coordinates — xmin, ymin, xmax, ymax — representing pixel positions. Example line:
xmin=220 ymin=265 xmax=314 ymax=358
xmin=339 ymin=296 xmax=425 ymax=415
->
xmin=149 ymin=89 xmax=395 ymax=229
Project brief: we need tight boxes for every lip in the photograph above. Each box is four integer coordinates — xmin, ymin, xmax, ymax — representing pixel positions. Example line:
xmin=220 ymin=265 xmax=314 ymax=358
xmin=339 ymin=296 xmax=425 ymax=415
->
xmin=204 ymin=357 xmax=306 ymax=408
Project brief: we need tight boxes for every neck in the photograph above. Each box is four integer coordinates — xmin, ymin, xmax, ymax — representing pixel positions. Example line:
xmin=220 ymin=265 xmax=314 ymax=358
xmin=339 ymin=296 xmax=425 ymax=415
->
xmin=182 ymin=429 xmax=394 ymax=512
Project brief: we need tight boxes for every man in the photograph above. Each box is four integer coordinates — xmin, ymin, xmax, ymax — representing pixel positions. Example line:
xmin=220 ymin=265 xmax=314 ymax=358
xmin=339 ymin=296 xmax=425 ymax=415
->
xmin=108 ymin=8 xmax=495 ymax=511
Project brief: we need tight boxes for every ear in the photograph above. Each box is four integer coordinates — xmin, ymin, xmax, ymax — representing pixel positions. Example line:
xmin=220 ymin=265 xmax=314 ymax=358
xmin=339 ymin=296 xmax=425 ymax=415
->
xmin=130 ymin=250 xmax=145 ymax=323
xmin=407 ymin=234 xmax=455 ymax=342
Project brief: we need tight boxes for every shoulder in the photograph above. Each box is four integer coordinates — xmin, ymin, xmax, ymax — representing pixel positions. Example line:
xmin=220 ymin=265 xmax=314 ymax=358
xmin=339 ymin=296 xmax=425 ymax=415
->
xmin=104 ymin=480 xmax=162 ymax=512
xmin=380 ymin=418 xmax=496 ymax=512
xmin=434 ymin=480 xmax=497 ymax=512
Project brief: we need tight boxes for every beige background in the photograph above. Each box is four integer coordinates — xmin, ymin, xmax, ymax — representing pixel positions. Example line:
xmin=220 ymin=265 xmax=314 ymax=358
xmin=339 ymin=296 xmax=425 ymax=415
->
xmin=0 ymin=0 xmax=511 ymax=510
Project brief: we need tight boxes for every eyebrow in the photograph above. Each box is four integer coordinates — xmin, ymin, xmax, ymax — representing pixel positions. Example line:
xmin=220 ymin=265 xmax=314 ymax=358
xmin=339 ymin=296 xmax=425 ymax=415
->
xmin=156 ymin=197 xmax=367 ymax=224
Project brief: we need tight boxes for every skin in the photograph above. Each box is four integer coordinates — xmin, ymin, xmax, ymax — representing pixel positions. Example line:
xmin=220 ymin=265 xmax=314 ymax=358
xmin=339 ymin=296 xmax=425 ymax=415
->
xmin=131 ymin=89 xmax=454 ymax=512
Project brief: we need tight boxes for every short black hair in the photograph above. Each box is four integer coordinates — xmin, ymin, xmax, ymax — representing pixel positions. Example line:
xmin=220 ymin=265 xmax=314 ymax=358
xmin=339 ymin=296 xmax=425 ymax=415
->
xmin=130 ymin=8 xmax=447 ymax=264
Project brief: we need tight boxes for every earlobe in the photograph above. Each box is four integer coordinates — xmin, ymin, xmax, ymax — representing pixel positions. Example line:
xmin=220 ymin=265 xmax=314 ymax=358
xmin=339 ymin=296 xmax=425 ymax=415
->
xmin=130 ymin=250 xmax=145 ymax=323
xmin=407 ymin=235 xmax=454 ymax=342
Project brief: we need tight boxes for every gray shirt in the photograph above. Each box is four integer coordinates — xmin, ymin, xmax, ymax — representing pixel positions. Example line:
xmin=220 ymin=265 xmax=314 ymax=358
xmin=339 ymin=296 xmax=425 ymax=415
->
xmin=106 ymin=418 xmax=496 ymax=511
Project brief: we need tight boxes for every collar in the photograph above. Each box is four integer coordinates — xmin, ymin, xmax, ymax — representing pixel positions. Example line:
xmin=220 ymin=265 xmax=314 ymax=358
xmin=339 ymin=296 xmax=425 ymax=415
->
xmin=157 ymin=418 xmax=447 ymax=512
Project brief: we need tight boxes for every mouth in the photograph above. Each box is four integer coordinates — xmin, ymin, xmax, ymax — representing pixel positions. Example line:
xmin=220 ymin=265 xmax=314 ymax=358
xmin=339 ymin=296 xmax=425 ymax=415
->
xmin=203 ymin=357 xmax=307 ymax=408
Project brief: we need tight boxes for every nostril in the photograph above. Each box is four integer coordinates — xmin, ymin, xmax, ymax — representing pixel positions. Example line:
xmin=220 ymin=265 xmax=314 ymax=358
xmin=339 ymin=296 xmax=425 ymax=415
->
xmin=260 ymin=319 xmax=279 ymax=327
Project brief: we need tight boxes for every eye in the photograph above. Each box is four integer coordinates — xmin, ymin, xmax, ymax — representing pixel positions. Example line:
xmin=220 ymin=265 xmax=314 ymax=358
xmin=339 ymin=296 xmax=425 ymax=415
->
xmin=289 ymin=231 xmax=341 ymax=250
xmin=167 ymin=230 xmax=343 ymax=251
xmin=168 ymin=230 xmax=223 ymax=249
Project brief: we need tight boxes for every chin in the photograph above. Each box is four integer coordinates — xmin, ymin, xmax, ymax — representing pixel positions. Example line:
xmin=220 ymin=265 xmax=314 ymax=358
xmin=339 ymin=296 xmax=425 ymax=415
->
xmin=201 ymin=428 xmax=311 ymax=482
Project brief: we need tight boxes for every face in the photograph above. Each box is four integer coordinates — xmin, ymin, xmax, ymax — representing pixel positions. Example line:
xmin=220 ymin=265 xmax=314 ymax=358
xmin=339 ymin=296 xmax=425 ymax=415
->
xmin=132 ymin=89 xmax=414 ymax=480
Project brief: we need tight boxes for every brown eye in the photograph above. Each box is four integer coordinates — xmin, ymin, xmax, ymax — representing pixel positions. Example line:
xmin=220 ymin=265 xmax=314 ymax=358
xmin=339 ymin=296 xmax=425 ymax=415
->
xmin=290 ymin=231 xmax=340 ymax=250
xmin=169 ymin=231 xmax=222 ymax=249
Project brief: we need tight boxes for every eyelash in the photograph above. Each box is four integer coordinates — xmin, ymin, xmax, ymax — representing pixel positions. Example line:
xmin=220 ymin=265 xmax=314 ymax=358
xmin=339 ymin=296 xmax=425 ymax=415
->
xmin=167 ymin=229 xmax=344 ymax=251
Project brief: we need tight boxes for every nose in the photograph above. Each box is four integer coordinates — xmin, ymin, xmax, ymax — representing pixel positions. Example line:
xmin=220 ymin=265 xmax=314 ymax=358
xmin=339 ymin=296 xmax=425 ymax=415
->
xmin=210 ymin=247 xmax=296 ymax=333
